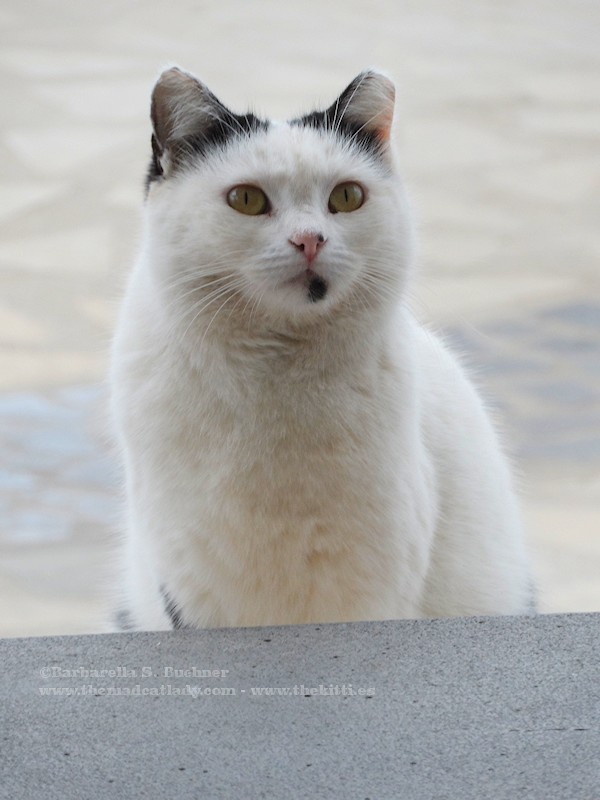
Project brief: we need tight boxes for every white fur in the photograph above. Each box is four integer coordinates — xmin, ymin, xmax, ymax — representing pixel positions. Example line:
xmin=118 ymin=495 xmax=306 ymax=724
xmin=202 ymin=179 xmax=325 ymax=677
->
xmin=110 ymin=74 xmax=533 ymax=630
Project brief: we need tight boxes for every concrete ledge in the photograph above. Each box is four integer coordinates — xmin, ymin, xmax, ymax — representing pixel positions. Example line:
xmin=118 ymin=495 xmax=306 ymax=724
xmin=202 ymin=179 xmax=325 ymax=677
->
xmin=2 ymin=613 xmax=599 ymax=798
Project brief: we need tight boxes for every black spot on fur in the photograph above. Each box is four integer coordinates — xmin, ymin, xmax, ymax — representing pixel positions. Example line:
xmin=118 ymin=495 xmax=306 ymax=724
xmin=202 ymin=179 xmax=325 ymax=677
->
xmin=292 ymin=107 xmax=384 ymax=161
xmin=308 ymin=275 xmax=328 ymax=302
xmin=146 ymin=133 xmax=164 ymax=188
xmin=290 ymin=72 xmax=391 ymax=166
xmin=180 ymin=112 xmax=268 ymax=161
xmin=161 ymin=585 xmax=184 ymax=629
xmin=114 ymin=607 xmax=135 ymax=631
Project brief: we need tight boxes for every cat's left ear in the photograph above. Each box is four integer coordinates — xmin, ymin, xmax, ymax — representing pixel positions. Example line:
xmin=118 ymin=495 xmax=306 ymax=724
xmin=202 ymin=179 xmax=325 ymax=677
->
xmin=329 ymin=70 xmax=395 ymax=145
xmin=149 ymin=67 xmax=229 ymax=177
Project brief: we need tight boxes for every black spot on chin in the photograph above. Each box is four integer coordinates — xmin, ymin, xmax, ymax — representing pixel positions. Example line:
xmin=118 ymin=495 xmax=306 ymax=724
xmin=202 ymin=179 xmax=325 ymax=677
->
xmin=308 ymin=276 xmax=328 ymax=302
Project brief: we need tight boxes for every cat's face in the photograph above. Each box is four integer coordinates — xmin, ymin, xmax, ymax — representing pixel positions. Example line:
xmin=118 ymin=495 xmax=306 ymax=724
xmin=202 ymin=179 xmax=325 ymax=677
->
xmin=145 ymin=68 xmax=412 ymax=332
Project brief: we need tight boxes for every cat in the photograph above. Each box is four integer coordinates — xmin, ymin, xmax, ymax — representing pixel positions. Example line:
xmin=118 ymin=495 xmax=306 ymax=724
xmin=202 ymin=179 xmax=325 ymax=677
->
xmin=110 ymin=66 xmax=534 ymax=630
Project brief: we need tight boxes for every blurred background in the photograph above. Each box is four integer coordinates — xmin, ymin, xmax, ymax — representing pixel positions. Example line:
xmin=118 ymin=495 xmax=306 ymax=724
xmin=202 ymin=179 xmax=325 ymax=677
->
xmin=1 ymin=0 xmax=598 ymax=636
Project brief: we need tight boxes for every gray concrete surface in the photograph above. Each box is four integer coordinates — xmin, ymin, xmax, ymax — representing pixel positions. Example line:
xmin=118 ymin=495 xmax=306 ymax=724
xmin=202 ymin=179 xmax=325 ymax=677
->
xmin=2 ymin=613 xmax=599 ymax=799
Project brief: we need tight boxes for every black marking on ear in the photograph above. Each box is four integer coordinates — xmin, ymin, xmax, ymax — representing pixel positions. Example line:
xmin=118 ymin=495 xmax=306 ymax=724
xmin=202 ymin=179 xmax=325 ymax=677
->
xmin=182 ymin=112 xmax=268 ymax=161
xmin=161 ymin=584 xmax=184 ymax=629
xmin=291 ymin=72 xmax=393 ymax=165
xmin=146 ymin=112 xmax=269 ymax=194
xmin=292 ymin=107 xmax=384 ymax=161
xmin=308 ymin=275 xmax=328 ymax=302
xmin=145 ymin=134 xmax=164 ymax=190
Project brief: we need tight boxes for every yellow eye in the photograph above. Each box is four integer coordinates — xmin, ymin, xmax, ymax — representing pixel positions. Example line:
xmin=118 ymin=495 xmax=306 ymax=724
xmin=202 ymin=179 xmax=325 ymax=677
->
xmin=328 ymin=182 xmax=365 ymax=213
xmin=227 ymin=185 xmax=269 ymax=215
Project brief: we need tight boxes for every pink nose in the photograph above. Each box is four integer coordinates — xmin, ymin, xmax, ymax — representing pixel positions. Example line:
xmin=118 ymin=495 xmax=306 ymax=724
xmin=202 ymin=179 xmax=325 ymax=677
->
xmin=289 ymin=232 xmax=326 ymax=265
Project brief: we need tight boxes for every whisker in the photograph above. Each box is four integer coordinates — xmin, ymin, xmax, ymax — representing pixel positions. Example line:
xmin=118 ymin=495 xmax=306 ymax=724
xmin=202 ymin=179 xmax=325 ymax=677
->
xmin=238 ymin=282 xmax=262 ymax=329
xmin=248 ymin=287 xmax=266 ymax=332
xmin=346 ymin=108 xmax=385 ymax=145
xmin=199 ymin=291 xmax=242 ymax=349
xmin=160 ymin=251 xmax=252 ymax=290
xmin=161 ymin=274 xmax=243 ymax=320
xmin=334 ymin=72 xmax=369 ymax=136
xmin=176 ymin=280 xmax=246 ymax=341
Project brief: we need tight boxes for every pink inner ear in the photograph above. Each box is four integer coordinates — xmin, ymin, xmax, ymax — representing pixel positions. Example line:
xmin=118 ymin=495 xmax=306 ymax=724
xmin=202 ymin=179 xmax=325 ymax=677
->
xmin=377 ymin=108 xmax=394 ymax=142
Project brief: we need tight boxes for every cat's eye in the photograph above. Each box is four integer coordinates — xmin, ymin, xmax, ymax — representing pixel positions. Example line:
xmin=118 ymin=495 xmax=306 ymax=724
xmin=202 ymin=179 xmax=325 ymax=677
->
xmin=227 ymin=185 xmax=270 ymax=216
xmin=328 ymin=182 xmax=365 ymax=213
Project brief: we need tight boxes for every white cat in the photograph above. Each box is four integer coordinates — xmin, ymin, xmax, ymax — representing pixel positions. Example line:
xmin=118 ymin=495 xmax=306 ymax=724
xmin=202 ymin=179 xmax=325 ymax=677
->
xmin=110 ymin=67 xmax=533 ymax=630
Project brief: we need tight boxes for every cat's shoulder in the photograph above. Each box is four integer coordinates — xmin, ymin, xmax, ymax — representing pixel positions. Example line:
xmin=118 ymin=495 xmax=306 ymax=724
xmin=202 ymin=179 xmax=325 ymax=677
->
xmin=398 ymin=311 xmax=469 ymax=375
xmin=401 ymin=311 xmax=490 ymax=420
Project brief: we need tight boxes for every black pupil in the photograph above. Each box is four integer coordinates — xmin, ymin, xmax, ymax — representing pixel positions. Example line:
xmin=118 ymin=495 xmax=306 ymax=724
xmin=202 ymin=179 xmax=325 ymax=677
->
xmin=344 ymin=187 xmax=348 ymax=204
xmin=244 ymin=190 xmax=249 ymax=206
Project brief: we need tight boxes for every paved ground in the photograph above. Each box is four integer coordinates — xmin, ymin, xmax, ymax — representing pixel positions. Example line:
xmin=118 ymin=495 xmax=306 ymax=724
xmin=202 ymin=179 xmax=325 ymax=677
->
xmin=1 ymin=0 xmax=599 ymax=635
xmin=3 ymin=615 xmax=599 ymax=798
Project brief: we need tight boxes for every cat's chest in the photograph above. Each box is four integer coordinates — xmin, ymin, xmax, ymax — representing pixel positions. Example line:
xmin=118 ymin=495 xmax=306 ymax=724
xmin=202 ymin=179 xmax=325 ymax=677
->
xmin=180 ymin=362 xmax=384 ymax=455
xmin=142 ymin=356 xmax=396 ymax=510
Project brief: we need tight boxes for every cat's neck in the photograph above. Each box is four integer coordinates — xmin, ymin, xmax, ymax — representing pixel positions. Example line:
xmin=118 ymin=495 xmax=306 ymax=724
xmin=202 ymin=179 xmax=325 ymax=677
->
xmin=177 ymin=296 xmax=402 ymax=385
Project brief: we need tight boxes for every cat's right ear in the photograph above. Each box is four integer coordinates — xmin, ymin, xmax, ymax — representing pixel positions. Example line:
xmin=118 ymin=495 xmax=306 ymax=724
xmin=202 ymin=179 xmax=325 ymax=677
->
xmin=330 ymin=70 xmax=396 ymax=145
xmin=149 ymin=67 xmax=225 ymax=178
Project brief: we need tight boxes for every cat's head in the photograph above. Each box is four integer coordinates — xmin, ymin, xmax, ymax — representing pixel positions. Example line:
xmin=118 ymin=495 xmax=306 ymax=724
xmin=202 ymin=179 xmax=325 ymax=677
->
xmin=144 ymin=67 xmax=413 ymax=334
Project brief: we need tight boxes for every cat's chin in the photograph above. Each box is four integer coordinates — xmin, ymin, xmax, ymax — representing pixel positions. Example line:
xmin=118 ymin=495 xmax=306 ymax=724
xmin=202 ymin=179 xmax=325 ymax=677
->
xmin=283 ymin=270 xmax=329 ymax=304
xmin=265 ymin=270 xmax=340 ymax=320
